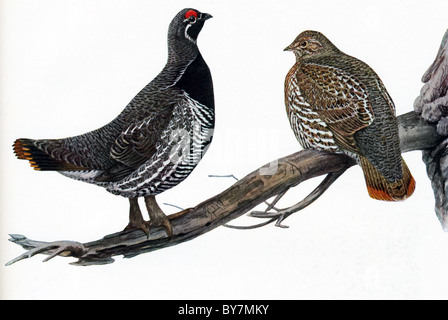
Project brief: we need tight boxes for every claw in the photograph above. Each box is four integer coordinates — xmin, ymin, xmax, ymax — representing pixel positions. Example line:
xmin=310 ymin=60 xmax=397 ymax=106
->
xmin=124 ymin=197 xmax=179 ymax=238
xmin=123 ymin=220 xmax=150 ymax=237
xmin=149 ymin=217 xmax=173 ymax=238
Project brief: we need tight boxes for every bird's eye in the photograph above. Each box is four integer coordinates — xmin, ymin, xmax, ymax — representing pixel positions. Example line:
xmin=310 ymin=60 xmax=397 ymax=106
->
xmin=184 ymin=10 xmax=198 ymax=23
xmin=300 ymin=41 xmax=308 ymax=48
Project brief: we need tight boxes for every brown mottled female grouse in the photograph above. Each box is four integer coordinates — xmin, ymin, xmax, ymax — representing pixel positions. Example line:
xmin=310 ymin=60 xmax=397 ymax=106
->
xmin=13 ymin=8 xmax=214 ymax=236
xmin=284 ymin=30 xmax=415 ymax=201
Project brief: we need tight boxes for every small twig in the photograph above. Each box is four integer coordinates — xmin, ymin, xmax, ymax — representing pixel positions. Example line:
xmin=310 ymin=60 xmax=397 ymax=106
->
xmin=208 ymin=174 xmax=239 ymax=181
xmin=223 ymin=189 xmax=287 ymax=229
xmin=163 ymin=203 xmax=185 ymax=211
xmin=228 ymin=169 xmax=347 ymax=230
xmin=221 ymin=218 xmax=278 ymax=230
xmin=223 ymin=187 xmax=291 ymax=229
xmin=266 ymin=188 xmax=290 ymax=212
xmin=249 ymin=170 xmax=347 ymax=228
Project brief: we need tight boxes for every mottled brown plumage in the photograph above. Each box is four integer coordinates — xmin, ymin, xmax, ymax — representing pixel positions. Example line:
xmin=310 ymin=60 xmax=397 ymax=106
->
xmin=284 ymin=30 xmax=415 ymax=201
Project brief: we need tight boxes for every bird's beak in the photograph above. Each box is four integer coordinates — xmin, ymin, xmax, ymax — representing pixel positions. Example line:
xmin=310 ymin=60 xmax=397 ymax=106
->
xmin=284 ymin=44 xmax=294 ymax=52
xmin=202 ymin=13 xmax=213 ymax=21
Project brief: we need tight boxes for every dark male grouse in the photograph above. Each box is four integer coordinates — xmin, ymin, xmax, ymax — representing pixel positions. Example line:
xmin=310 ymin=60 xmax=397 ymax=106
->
xmin=13 ymin=8 xmax=215 ymax=236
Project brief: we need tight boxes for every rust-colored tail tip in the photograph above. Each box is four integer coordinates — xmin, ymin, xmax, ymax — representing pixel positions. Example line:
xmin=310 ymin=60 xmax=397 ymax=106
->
xmin=367 ymin=176 xmax=416 ymax=202
xmin=406 ymin=175 xmax=416 ymax=198
xmin=13 ymin=138 xmax=42 ymax=170
xmin=367 ymin=186 xmax=394 ymax=201
xmin=13 ymin=139 xmax=29 ymax=160
xmin=361 ymin=156 xmax=416 ymax=202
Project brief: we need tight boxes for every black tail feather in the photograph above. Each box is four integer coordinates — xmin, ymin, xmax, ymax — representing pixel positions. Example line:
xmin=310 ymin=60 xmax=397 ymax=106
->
xmin=13 ymin=138 xmax=87 ymax=171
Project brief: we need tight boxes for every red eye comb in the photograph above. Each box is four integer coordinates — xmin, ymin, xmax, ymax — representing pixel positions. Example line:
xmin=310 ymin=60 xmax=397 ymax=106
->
xmin=185 ymin=10 xmax=198 ymax=19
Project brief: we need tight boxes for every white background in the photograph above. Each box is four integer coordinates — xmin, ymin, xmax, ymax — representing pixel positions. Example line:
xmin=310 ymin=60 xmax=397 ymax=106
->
xmin=1 ymin=0 xmax=448 ymax=299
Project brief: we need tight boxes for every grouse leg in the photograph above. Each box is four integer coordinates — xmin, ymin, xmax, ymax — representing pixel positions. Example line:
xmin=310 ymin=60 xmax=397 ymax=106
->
xmin=124 ymin=198 xmax=150 ymax=236
xmin=144 ymin=195 xmax=173 ymax=237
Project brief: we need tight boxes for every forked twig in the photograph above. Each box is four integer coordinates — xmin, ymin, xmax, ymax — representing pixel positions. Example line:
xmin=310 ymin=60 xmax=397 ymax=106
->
xmin=249 ymin=170 xmax=347 ymax=228
xmin=6 ymin=234 xmax=88 ymax=266
xmin=225 ymin=169 xmax=346 ymax=230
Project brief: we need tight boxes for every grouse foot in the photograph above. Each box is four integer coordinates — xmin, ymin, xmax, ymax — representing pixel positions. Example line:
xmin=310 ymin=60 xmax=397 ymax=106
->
xmin=124 ymin=197 xmax=151 ymax=236
xmin=145 ymin=195 xmax=173 ymax=237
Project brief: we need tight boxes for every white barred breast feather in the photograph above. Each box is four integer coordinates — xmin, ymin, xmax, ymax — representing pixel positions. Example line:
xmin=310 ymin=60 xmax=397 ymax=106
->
xmin=106 ymin=93 xmax=214 ymax=198
xmin=285 ymin=70 xmax=339 ymax=152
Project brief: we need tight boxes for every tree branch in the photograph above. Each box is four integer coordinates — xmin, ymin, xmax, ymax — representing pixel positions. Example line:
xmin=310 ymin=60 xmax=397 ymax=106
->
xmin=6 ymin=110 xmax=442 ymax=266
